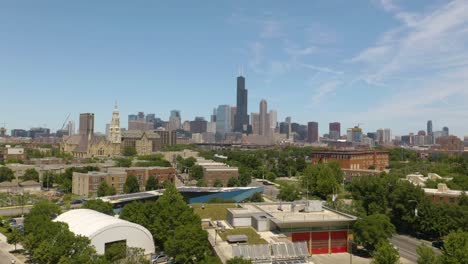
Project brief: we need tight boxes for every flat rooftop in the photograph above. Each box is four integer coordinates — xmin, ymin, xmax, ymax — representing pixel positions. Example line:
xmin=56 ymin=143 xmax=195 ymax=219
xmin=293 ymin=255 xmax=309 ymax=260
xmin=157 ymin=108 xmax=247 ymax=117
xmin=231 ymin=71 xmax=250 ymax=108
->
xmin=229 ymin=202 xmax=356 ymax=224
xmin=423 ymin=188 xmax=463 ymax=196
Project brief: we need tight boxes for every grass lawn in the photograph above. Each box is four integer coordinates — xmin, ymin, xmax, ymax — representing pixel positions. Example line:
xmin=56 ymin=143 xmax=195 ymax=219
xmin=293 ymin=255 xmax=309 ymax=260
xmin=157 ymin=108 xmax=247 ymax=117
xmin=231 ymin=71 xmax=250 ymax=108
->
xmin=192 ymin=203 xmax=236 ymax=220
xmin=218 ymin=227 xmax=268 ymax=245
xmin=275 ymin=179 xmax=301 ymax=189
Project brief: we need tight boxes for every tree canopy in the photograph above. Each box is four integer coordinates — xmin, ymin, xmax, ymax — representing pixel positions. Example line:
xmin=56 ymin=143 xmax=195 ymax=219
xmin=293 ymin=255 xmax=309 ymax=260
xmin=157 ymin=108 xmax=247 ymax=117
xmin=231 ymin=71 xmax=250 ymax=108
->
xmin=145 ymin=175 xmax=158 ymax=191
xmin=123 ymin=175 xmax=140 ymax=194
xmin=353 ymin=214 xmax=396 ymax=252
xmin=83 ymin=199 xmax=114 ymax=215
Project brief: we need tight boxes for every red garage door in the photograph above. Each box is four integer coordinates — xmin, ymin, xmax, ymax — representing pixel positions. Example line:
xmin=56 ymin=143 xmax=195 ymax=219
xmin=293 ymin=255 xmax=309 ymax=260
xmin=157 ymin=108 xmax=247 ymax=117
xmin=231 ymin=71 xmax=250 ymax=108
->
xmin=311 ymin=232 xmax=329 ymax=254
xmin=331 ymin=231 xmax=348 ymax=253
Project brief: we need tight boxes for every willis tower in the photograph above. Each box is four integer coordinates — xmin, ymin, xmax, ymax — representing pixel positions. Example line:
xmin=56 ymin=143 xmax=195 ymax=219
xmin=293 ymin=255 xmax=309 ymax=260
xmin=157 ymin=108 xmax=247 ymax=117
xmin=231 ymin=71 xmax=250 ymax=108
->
xmin=235 ymin=75 xmax=249 ymax=133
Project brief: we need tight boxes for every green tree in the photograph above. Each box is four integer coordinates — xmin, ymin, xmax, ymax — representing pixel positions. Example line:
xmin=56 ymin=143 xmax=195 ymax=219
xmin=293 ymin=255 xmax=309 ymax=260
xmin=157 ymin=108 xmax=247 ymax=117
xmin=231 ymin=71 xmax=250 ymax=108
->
xmin=114 ymin=157 xmax=132 ymax=167
xmin=196 ymin=179 xmax=208 ymax=187
xmin=265 ymin=171 xmax=277 ymax=182
xmin=213 ymin=179 xmax=224 ymax=187
xmin=295 ymin=157 xmax=307 ymax=173
xmin=190 ymin=165 xmax=204 ymax=180
xmin=123 ymin=146 xmax=137 ymax=157
xmin=145 ymin=175 xmax=158 ymax=191
xmin=439 ymin=230 xmax=468 ymax=264
xmin=277 ymin=183 xmax=301 ymax=202
xmin=353 ymin=214 xmax=396 ymax=252
xmin=416 ymin=243 xmax=438 ymax=264
xmin=227 ymin=177 xmax=240 ymax=187
xmin=152 ymin=183 xmax=201 ymax=250
xmin=97 ymin=181 xmax=113 ymax=197
xmin=123 ymin=175 xmax=140 ymax=193
xmin=371 ymin=241 xmax=400 ymax=264
xmin=105 ymin=241 xmax=126 ymax=262
xmin=164 ymin=224 xmax=210 ymax=263
xmin=301 ymin=164 xmax=339 ymax=199
xmin=7 ymin=228 xmax=23 ymax=251
xmin=0 ymin=166 xmax=14 ymax=182
xmin=83 ymin=199 xmax=114 ymax=215
xmin=248 ymin=192 xmax=264 ymax=202
xmin=227 ymin=257 xmax=253 ymax=264
xmin=119 ymin=201 xmax=156 ymax=231
xmin=23 ymin=168 xmax=39 ymax=181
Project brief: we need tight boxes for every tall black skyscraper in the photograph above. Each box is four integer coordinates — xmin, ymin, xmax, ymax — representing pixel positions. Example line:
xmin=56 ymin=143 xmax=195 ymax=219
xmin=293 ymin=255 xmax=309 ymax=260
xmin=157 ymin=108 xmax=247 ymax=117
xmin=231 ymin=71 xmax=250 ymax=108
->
xmin=427 ymin=120 xmax=433 ymax=135
xmin=235 ymin=75 xmax=249 ymax=132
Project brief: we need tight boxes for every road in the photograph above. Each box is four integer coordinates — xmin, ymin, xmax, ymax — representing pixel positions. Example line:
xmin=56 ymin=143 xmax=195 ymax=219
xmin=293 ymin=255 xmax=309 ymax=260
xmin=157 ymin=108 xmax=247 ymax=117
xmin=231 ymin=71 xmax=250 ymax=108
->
xmin=249 ymin=180 xmax=280 ymax=199
xmin=0 ymin=206 xmax=32 ymax=217
xmin=390 ymin=234 xmax=441 ymax=263
xmin=0 ymin=233 xmax=23 ymax=264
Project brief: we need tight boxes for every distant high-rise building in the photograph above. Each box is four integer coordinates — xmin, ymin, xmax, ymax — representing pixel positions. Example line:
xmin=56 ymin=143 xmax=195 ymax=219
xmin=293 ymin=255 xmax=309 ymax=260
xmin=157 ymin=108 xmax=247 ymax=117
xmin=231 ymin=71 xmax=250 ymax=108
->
xmin=383 ymin=128 xmax=392 ymax=144
xmin=417 ymin=130 xmax=426 ymax=136
xmin=427 ymin=120 xmax=433 ymax=134
xmin=11 ymin=129 xmax=28 ymax=138
xmin=146 ymin=114 xmax=156 ymax=124
xmin=259 ymin=99 xmax=269 ymax=137
xmin=169 ymin=110 xmax=181 ymax=131
xmin=329 ymin=122 xmax=341 ymax=140
xmin=376 ymin=129 xmax=384 ymax=144
xmin=347 ymin=126 xmax=362 ymax=142
xmin=216 ymin=105 xmax=231 ymax=135
xmin=190 ymin=117 xmax=207 ymax=134
xmin=251 ymin=113 xmax=260 ymax=135
xmin=67 ymin=121 xmax=76 ymax=136
xmin=137 ymin=112 xmax=145 ymax=121
xmin=230 ymin=106 xmax=237 ymax=133
xmin=269 ymin=110 xmax=277 ymax=130
xmin=442 ymin=126 xmax=449 ymax=137
xmin=79 ymin=113 xmax=94 ymax=140
xmin=128 ymin=114 xmax=138 ymax=121
xmin=234 ymin=75 xmax=249 ymax=132
xmin=211 ymin=108 xmax=217 ymax=123
xmin=285 ymin=117 xmax=292 ymax=139
xmin=279 ymin=122 xmax=289 ymax=136
xmin=307 ymin=122 xmax=319 ymax=143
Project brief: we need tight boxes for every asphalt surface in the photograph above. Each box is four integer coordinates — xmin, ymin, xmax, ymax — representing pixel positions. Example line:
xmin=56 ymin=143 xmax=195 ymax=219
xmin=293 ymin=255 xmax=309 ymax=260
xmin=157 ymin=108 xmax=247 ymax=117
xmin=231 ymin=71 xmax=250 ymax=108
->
xmin=390 ymin=234 xmax=441 ymax=263
xmin=249 ymin=180 xmax=280 ymax=199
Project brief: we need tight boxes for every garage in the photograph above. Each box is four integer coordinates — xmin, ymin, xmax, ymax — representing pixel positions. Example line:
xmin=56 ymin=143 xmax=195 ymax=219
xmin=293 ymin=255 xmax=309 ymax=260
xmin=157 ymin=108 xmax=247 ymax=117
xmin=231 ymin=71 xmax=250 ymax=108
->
xmin=291 ymin=230 xmax=348 ymax=254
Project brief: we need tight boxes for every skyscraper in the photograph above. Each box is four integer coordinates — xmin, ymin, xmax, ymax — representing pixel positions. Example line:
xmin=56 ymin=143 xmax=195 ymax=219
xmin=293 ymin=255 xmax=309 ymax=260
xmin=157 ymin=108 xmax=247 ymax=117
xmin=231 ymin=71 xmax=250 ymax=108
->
xmin=235 ymin=75 xmax=249 ymax=132
xmin=230 ymin=106 xmax=237 ymax=132
xmin=427 ymin=120 xmax=433 ymax=135
xmin=109 ymin=102 xmax=121 ymax=144
xmin=307 ymin=122 xmax=319 ymax=143
xmin=269 ymin=110 xmax=277 ymax=130
xmin=216 ymin=105 xmax=231 ymax=135
xmin=329 ymin=122 xmax=341 ymax=140
xmin=443 ymin=126 xmax=449 ymax=137
xmin=169 ymin=110 xmax=181 ymax=131
xmin=79 ymin=113 xmax=94 ymax=140
xmin=251 ymin=113 xmax=260 ymax=135
xmin=259 ymin=99 xmax=269 ymax=136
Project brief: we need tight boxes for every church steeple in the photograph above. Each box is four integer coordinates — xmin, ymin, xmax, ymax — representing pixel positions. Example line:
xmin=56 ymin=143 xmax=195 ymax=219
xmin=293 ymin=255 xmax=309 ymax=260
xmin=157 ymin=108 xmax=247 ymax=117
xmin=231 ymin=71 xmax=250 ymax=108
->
xmin=109 ymin=101 xmax=121 ymax=144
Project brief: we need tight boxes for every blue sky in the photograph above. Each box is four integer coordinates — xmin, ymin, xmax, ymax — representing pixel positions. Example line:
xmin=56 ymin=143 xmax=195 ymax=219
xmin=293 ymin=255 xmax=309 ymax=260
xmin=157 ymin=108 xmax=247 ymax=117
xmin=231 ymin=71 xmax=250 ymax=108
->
xmin=1 ymin=0 xmax=468 ymax=137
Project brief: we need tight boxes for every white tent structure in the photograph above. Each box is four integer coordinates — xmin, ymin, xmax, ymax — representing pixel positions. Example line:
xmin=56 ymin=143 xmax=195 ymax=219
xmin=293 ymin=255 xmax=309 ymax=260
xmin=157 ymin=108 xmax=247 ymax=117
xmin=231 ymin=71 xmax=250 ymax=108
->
xmin=54 ymin=209 xmax=155 ymax=255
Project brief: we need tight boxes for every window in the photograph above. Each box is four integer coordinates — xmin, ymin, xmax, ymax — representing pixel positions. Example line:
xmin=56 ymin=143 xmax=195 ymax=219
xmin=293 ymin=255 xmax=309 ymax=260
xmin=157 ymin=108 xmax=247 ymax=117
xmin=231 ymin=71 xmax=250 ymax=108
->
xmin=449 ymin=197 xmax=455 ymax=203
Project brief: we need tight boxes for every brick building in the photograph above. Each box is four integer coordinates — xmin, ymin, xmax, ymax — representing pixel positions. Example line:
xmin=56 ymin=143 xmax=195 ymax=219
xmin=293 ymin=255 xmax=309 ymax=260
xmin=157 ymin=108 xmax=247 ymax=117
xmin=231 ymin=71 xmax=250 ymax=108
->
xmin=310 ymin=150 xmax=389 ymax=171
xmin=203 ymin=166 xmax=239 ymax=186
xmin=73 ymin=166 xmax=176 ymax=197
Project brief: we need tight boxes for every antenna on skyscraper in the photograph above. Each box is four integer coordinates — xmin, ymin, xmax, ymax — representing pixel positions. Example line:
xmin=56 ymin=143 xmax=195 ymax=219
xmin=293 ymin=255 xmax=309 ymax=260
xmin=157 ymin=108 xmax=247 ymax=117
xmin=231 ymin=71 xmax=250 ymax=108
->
xmin=114 ymin=99 xmax=118 ymax=110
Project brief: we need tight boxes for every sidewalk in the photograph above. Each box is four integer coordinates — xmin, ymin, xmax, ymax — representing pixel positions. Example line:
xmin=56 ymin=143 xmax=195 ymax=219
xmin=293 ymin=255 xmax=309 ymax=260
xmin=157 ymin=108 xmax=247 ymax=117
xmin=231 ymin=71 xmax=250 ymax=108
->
xmin=0 ymin=233 xmax=24 ymax=264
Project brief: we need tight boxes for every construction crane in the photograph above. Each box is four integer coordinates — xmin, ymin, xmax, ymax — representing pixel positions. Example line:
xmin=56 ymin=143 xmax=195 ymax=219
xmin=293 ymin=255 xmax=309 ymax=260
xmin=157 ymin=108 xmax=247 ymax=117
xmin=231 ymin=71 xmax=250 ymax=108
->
xmin=356 ymin=123 xmax=364 ymax=128
xmin=60 ymin=113 xmax=71 ymax=131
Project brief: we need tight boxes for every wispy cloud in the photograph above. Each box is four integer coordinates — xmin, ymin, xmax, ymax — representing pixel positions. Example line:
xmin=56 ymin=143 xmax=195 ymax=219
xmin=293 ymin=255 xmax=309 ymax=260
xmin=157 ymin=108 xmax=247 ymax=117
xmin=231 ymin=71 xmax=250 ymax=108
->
xmin=347 ymin=0 xmax=468 ymax=135
xmin=311 ymin=81 xmax=340 ymax=104
xmin=260 ymin=20 xmax=283 ymax=38
xmin=301 ymin=63 xmax=343 ymax=75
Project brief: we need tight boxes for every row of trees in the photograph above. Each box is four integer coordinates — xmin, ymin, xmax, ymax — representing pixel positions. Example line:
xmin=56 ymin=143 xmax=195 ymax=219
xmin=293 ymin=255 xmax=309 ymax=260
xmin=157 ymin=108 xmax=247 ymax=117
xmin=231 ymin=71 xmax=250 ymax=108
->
xmin=119 ymin=183 xmax=216 ymax=263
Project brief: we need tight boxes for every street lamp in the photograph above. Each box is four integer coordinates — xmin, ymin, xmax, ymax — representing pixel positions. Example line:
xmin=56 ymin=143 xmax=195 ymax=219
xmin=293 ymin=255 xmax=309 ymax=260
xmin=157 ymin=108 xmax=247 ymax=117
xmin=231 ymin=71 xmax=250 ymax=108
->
xmin=408 ymin=200 xmax=419 ymax=217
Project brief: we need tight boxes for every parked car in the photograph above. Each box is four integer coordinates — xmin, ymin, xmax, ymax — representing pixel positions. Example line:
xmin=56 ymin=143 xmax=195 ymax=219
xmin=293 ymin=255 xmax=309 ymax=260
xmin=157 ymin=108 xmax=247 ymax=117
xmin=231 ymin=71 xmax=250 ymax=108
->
xmin=432 ymin=240 xmax=444 ymax=249
xmin=71 ymin=199 xmax=84 ymax=205
xmin=152 ymin=253 xmax=169 ymax=264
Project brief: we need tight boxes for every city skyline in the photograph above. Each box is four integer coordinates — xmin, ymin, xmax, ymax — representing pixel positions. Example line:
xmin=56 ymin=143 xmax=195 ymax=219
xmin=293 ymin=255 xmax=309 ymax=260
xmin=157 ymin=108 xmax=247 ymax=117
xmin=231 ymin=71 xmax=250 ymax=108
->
xmin=1 ymin=1 xmax=468 ymax=137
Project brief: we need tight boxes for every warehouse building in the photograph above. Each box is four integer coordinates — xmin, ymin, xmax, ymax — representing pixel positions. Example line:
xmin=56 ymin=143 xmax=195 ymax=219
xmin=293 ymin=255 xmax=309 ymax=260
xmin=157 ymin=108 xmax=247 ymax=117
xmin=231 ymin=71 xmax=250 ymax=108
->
xmin=54 ymin=209 xmax=155 ymax=255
